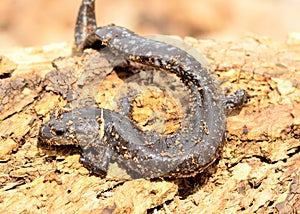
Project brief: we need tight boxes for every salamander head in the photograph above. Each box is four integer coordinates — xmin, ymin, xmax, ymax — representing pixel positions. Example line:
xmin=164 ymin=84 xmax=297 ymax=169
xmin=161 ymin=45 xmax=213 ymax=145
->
xmin=39 ymin=111 xmax=78 ymax=146
xmin=39 ymin=108 xmax=101 ymax=146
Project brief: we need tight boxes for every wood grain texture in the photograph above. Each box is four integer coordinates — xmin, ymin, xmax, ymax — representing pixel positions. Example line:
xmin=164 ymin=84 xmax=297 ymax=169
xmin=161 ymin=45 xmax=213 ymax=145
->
xmin=0 ymin=33 xmax=299 ymax=213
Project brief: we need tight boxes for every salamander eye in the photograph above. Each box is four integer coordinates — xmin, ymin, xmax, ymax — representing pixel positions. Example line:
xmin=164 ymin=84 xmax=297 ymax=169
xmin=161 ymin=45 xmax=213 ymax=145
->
xmin=54 ymin=129 xmax=65 ymax=136
xmin=51 ymin=127 xmax=66 ymax=136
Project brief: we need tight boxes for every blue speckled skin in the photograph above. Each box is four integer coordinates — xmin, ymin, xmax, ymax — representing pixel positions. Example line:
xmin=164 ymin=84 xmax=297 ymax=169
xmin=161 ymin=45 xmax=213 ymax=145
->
xmin=39 ymin=0 xmax=229 ymax=179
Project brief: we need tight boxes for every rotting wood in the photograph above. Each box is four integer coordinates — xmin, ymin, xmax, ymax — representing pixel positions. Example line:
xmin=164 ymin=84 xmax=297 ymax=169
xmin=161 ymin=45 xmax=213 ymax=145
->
xmin=0 ymin=34 xmax=299 ymax=213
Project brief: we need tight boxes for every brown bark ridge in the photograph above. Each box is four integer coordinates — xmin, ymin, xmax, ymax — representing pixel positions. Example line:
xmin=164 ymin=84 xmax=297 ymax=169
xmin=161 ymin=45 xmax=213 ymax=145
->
xmin=0 ymin=33 xmax=299 ymax=213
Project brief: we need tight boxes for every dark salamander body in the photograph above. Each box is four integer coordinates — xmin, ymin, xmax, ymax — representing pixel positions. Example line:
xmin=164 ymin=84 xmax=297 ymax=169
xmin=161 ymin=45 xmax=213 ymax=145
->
xmin=39 ymin=0 xmax=245 ymax=179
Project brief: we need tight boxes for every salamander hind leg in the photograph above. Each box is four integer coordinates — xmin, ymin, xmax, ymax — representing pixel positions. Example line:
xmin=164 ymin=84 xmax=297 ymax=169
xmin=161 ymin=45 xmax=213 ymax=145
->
xmin=225 ymin=89 xmax=247 ymax=111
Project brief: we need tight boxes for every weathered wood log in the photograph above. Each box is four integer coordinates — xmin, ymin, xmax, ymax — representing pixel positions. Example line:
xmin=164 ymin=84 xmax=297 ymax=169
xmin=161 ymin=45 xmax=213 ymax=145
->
xmin=0 ymin=33 xmax=299 ymax=213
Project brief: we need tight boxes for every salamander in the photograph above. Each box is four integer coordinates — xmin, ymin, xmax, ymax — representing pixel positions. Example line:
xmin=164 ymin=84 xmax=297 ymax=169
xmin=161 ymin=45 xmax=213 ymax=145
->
xmin=39 ymin=0 xmax=246 ymax=179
